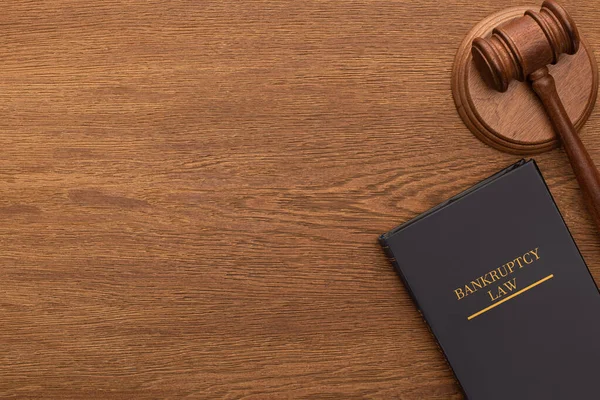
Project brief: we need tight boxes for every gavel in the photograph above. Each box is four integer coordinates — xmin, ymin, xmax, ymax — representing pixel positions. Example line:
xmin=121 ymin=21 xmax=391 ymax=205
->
xmin=471 ymin=0 xmax=600 ymax=229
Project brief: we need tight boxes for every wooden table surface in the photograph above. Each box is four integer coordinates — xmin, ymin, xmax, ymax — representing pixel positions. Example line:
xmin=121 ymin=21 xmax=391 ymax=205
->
xmin=2 ymin=1 xmax=600 ymax=398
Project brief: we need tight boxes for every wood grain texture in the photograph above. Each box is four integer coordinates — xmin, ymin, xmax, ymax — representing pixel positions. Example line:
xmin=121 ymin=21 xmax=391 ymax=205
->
xmin=1 ymin=1 xmax=600 ymax=398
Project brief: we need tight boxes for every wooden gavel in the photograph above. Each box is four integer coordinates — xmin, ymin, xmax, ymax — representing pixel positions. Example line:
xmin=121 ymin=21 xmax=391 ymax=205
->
xmin=471 ymin=0 xmax=600 ymax=229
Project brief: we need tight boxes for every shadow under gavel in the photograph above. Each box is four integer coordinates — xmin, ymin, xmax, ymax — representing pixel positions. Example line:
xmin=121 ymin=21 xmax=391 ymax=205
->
xmin=471 ymin=0 xmax=600 ymax=229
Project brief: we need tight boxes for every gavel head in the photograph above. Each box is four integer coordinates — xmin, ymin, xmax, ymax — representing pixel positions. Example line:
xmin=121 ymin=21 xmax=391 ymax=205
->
xmin=471 ymin=0 xmax=580 ymax=92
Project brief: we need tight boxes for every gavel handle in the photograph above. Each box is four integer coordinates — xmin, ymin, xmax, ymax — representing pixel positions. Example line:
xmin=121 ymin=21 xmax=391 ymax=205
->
xmin=530 ymin=66 xmax=600 ymax=228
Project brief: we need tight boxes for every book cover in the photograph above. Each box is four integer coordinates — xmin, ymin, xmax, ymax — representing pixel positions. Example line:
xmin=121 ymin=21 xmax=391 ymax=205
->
xmin=380 ymin=160 xmax=600 ymax=399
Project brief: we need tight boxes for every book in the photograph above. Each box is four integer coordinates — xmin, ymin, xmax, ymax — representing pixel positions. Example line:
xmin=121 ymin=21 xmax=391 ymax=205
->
xmin=379 ymin=159 xmax=600 ymax=399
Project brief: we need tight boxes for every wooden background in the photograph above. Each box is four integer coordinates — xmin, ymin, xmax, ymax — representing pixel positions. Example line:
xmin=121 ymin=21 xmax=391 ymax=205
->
xmin=1 ymin=1 xmax=599 ymax=398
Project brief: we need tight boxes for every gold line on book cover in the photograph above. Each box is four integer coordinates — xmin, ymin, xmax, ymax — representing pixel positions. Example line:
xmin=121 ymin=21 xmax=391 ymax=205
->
xmin=467 ymin=274 xmax=554 ymax=320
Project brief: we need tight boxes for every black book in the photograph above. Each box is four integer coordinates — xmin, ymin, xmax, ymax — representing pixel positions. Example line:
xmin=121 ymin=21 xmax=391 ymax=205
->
xmin=379 ymin=160 xmax=600 ymax=399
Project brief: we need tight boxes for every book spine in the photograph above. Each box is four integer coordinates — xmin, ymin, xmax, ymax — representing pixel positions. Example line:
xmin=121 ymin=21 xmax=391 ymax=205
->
xmin=378 ymin=235 xmax=420 ymax=311
xmin=379 ymin=235 xmax=468 ymax=398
